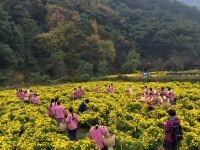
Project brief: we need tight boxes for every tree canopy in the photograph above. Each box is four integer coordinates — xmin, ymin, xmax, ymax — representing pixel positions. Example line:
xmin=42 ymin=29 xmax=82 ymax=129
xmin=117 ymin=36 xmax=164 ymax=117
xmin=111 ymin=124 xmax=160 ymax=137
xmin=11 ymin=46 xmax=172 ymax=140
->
xmin=0 ymin=0 xmax=200 ymax=84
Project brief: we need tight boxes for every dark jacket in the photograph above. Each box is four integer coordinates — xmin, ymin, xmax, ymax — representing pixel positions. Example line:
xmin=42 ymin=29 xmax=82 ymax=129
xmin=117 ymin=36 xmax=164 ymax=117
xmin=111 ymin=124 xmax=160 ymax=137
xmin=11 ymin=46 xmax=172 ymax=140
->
xmin=78 ymin=102 xmax=87 ymax=113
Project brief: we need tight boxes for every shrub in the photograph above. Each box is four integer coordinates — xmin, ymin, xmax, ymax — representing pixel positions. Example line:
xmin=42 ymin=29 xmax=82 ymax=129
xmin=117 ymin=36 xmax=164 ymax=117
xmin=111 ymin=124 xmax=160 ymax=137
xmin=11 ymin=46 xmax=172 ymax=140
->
xmin=77 ymin=73 xmax=91 ymax=82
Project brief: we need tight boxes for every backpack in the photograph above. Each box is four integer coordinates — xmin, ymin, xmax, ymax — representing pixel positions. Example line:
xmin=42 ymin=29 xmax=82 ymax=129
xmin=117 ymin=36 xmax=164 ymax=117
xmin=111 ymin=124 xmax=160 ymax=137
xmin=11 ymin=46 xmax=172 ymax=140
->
xmin=170 ymin=121 xmax=183 ymax=142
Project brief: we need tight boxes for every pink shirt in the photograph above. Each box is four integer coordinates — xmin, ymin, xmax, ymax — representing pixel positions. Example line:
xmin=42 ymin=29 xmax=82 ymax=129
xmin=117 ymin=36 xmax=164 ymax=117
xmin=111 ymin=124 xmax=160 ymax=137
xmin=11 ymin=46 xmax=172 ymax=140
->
xmin=148 ymin=91 xmax=154 ymax=107
xmin=66 ymin=113 xmax=78 ymax=130
xmin=31 ymin=97 xmax=39 ymax=105
xmin=160 ymin=90 xmax=167 ymax=96
xmin=107 ymin=87 xmax=113 ymax=93
xmin=143 ymin=89 xmax=148 ymax=95
xmin=164 ymin=117 xmax=180 ymax=142
xmin=148 ymin=100 xmax=154 ymax=107
xmin=148 ymin=91 xmax=154 ymax=98
xmin=168 ymin=91 xmax=174 ymax=101
xmin=55 ymin=105 xmax=66 ymax=119
xmin=50 ymin=103 xmax=56 ymax=116
xmin=73 ymin=90 xmax=78 ymax=98
xmin=24 ymin=93 xmax=29 ymax=100
xmin=89 ymin=126 xmax=107 ymax=148
xmin=78 ymin=89 xmax=84 ymax=97
xmin=16 ymin=92 xmax=20 ymax=97
xmin=47 ymin=104 xmax=54 ymax=116
xmin=154 ymin=90 xmax=159 ymax=95
xmin=110 ymin=86 xmax=114 ymax=92
xmin=20 ymin=92 xmax=25 ymax=100
xmin=106 ymin=87 xmax=109 ymax=93
xmin=29 ymin=92 xmax=34 ymax=99
xmin=95 ymin=86 xmax=100 ymax=93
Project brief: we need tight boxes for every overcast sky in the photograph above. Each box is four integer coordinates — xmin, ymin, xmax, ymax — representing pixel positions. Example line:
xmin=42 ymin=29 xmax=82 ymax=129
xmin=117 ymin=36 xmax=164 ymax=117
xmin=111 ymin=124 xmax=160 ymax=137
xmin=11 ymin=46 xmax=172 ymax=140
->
xmin=178 ymin=0 xmax=200 ymax=9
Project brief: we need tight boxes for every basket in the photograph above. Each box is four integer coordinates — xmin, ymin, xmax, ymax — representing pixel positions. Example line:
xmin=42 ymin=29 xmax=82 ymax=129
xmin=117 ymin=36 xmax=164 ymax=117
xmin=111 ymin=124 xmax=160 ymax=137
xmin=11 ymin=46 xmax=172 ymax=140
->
xmin=59 ymin=122 xmax=67 ymax=132
xmin=102 ymin=134 xmax=115 ymax=147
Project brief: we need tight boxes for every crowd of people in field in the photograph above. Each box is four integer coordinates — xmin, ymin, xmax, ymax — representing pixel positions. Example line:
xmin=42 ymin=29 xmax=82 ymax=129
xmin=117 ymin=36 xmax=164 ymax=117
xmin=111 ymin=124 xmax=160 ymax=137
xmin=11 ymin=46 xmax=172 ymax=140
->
xmin=15 ymin=84 xmax=182 ymax=150
xmin=70 ymin=86 xmax=85 ymax=100
xmin=137 ymin=86 xmax=175 ymax=110
xmin=94 ymin=84 xmax=115 ymax=94
xmin=16 ymin=89 xmax=39 ymax=105
xmin=47 ymin=98 xmax=79 ymax=141
xmin=45 ymin=97 xmax=113 ymax=150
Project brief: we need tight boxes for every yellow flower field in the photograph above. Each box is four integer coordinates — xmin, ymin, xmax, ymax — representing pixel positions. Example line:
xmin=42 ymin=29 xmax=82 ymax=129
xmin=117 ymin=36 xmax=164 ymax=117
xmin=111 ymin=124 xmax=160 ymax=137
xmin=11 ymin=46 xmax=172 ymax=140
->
xmin=0 ymin=81 xmax=199 ymax=150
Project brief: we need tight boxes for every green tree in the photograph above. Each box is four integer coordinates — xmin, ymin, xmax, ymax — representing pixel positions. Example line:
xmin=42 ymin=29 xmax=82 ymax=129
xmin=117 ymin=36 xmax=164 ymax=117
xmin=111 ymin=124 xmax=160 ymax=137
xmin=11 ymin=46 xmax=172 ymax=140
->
xmin=121 ymin=50 xmax=140 ymax=73
xmin=77 ymin=60 xmax=93 ymax=76
xmin=97 ymin=40 xmax=116 ymax=62
xmin=0 ymin=43 xmax=16 ymax=69
xmin=98 ymin=60 xmax=108 ymax=76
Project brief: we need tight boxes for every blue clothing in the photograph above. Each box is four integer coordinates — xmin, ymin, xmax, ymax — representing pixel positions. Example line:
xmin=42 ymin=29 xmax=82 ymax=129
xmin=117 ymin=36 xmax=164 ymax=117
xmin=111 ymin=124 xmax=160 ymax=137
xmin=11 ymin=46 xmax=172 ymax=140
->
xmin=144 ymin=72 xmax=148 ymax=78
xmin=144 ymin=72 xmax=151 ymax=78
xmin=68 ymin=129 xmax=77 ymax=141
xmin=78 ymin=102 xmax=87 ymax=113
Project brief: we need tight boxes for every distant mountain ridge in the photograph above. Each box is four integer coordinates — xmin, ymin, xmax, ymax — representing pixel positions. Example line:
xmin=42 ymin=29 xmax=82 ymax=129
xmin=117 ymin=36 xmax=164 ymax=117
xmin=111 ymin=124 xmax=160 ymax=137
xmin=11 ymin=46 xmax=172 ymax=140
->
xmin=178 ymin=0 xmax=200 ymax=9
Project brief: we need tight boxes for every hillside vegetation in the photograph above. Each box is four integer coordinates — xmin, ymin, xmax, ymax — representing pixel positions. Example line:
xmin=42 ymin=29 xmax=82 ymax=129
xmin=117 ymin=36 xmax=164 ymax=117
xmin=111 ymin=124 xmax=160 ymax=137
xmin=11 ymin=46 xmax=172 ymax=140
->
xmin=0 ymin=0 xmax=200 ymax=84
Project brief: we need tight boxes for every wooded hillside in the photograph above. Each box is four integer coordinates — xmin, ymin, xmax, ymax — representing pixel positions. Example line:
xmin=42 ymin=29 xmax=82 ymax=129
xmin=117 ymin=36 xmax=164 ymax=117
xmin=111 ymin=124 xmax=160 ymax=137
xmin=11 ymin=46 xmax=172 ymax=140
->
xmin=0 ymin=0 xmax=200 ymax=84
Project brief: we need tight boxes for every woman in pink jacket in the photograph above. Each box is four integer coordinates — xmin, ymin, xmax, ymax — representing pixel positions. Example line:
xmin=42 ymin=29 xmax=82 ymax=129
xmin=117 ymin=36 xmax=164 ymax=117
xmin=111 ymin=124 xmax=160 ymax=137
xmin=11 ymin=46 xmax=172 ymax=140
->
xmin=31 ymin=94 xmax=39 ymax=106
xmin=55 ymin=101 xmax=66 ymax=127
xmin=66 ymin=107 xmax=78 ymax=141
xmin=167 ymin=88 xmax=175 ymax=105
xmin=89 ymin=119 xmax=108 ymax=150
